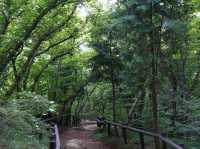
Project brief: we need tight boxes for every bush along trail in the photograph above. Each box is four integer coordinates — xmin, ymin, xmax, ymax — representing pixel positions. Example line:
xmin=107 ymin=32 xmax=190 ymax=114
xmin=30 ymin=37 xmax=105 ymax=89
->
xmin=0 ymin=0 xmax=200 ymax=148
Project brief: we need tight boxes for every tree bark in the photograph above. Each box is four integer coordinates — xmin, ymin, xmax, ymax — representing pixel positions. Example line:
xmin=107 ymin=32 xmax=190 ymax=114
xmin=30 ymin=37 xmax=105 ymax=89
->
xmin=0 ymin=0 xmax=61 ymax=76
xmin=5 ymin=9 xmax=77 ymax=96
xmin=109 ymin=32 xmax=116 ymax=122
xmin=150 ymin=2 xmax=160 ymax=148
xmin=31 ymin=51 xmax=72 ymax=91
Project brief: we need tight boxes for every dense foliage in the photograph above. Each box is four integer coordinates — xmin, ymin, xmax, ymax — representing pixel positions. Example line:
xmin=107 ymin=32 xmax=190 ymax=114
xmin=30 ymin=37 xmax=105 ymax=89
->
xmin=0 ymin=0 xmax=200 ymax=148
xmin=0 ymin=92 xmax=49 ymax=149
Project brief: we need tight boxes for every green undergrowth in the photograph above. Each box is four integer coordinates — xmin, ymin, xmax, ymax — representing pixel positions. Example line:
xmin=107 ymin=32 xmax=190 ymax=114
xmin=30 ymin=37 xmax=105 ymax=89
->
xmin=94 ymin=128 xmax=200 ymax=149
xmin=0 ymin=92 xmax=50 ymax=149
xmin=93 ymin=129 xmax=142 ymax=149
xmin=172 ymin=137 xmax=200 ymax=149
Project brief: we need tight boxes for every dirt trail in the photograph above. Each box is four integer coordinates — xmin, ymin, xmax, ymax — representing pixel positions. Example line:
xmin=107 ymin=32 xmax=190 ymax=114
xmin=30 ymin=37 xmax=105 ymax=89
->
xmin=60 ymin=121 xmax=111 ymax=149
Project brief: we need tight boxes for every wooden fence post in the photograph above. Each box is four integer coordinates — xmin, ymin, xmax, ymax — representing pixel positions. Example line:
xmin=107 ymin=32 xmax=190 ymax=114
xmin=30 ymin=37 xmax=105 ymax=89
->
xmin=179 ymin=144 xmax=185 ymax=149
xmin=140 ymin=133 xmax=145 ymax=149
xmin=107 ymin=123 xmax=111 ymax=136
xmin=95 ymin=118 xmax=184 ymax=149
xmin=114 ymin=126 xmax=119 ymax=136
xmin=122 ymin=127 xmax=128 ymax=144
xmin=162 ymin=133 xmax=167 ymax=149
xmin=162 ymin=141 xmax=167 ymax=149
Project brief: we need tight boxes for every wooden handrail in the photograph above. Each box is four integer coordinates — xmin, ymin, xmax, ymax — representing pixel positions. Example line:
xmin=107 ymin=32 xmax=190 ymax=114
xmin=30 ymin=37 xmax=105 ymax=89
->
xmin=107 ymin=121 xmax=158 ymax=137
xmin=41 ymin=113 xmax=78 ymax=123
xmin=158 ymin=135 xmax=184 ymax=149
xmin=49 ymin=124 xmax=61 ymax=149
xmin=47 ymin=114 xmax=81 ymax=149
xmin=97 ymin=119 xmax=184 ymax=149
xmin=54 ymin=125 xmax=61 ymax=149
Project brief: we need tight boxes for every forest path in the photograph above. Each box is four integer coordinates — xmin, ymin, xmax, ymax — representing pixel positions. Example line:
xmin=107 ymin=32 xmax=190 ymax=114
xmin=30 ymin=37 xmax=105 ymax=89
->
xmin=60 ymin=120 xmax=111 ymax=149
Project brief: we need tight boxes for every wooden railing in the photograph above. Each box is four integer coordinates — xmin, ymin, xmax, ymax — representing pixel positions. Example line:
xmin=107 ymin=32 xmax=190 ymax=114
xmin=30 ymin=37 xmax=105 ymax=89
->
xmin=97 ymin=119 xmax=184 ymax=149
xmin=50 ymin=124 xmax=60 ymax=149
xmin=42 ymin=114 xmax=81 ymax=149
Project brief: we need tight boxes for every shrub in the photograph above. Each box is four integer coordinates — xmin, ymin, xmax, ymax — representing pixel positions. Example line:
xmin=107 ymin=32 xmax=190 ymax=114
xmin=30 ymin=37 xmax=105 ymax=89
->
xmin=0 ymin=92 xmax=50 ymax=149
xmin=10 ymin=91 xmax=50 ymax=116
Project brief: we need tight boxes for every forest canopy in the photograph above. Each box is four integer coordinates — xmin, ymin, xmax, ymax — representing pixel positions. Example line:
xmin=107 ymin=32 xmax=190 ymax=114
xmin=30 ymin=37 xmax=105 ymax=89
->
xmin=0 ymin=0 xmax=200 ymax=148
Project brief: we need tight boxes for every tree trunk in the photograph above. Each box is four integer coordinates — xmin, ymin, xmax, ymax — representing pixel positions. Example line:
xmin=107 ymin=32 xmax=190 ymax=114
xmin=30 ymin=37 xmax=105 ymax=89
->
xmin=111 ymin=69 xmax=116 ymax=122
xmin=150 ymin=2 xmax=160 ymax=148
xmin=109 ymin=32 xmax=116 ymax=123
xmin=109 ymin=32 xmax=118 ymax=136
xmin=150 ymin=48 xmax=160 ymax=149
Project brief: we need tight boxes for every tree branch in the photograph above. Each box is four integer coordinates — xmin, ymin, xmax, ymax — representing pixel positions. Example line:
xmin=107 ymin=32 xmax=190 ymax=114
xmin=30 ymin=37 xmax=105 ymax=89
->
xmin=0 ymin=0 xmax=69 ymax=75
xmin=36 ymin=30 xmax=77 ymax=57
xmin=31 ymin=50 xmax=73 ymax=91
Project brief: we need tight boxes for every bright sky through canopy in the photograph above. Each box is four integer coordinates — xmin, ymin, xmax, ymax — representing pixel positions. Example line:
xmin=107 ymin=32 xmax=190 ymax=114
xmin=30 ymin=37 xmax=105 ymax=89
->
xmin=97 ymin=0 xmax=117 ymax=8
xmin=97 ymin=0 xmax=117 ymax=10
xmin=77 ymin=0 xmax=117 ymax=18
xmin=77 ymin=5 xmax=90 ymax=19
xmin=78 ymin=0 xmax=117 ymax=52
